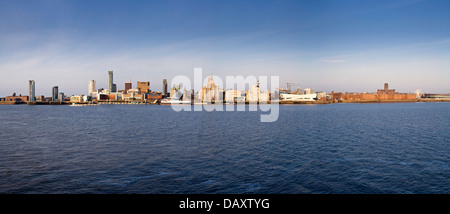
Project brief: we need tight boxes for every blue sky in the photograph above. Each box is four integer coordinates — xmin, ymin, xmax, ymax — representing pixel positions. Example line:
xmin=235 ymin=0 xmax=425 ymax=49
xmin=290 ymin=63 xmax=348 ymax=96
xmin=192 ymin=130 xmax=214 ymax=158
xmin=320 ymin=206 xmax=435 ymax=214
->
xmin=1 ymin=0 xmax=450 ymax=96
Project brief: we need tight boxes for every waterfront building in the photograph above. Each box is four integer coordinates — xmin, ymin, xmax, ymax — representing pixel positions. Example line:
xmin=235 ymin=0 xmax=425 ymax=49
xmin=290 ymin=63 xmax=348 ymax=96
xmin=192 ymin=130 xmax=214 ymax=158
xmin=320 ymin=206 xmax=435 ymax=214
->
xmin=98 ymin=92 xmax=123 ymax=101
xmin=182 ymin=88 xmax=192 ymax=101
xmin=52 ymin=86 xmax=59 ymax=101
xmin=377 ymin=83 xmax=396 ymax=95
xmin=246 ymin=80 xmax=270 ymax=103
xmin=199 ymin=75 xmax=220 ymax=103
xmin=112 ymin=84 xmax=117 ymax=93
xmin=146 ymin=93 xmax=163 ymax=100
xmin=247 ymin=84 xmax=259 ymax=103
xmin=4 ymin=94 xmax=28 ymax=102
xmin=225 ymin=90 xmax=246 ymax=103
xmin=316 ymin=91 xmax=327 ymax=100
xmin=59 ymin=92 xmax=65 ymax=102
xmin=125 ymin=82 xmax=132 ymax=94
xmin=70 ymin=95 xmax=83 ymax=103
xmin=88 ymin=80 xmax=96 ymax=96
xmin=304 ymin=88 xmax=314 ymax=95
xmin=122 ymin=88 xmax=142 ymax=101
xmin=108 ymin=70 xmax=114 ymax=93
xmin=137 ymin=81 xmax=150 ymax=94
xmin=162 ymin=79 xmax=168 ymax=97
xmin=35 ymin=95 xmax=45 ymax=101
xmin=29 ymin=80 xmax=35 ymax=102
xmin=331 ymin=83 xmax=416 ymax=101
xmin=260 ymin=90 xmax=270 ymax=103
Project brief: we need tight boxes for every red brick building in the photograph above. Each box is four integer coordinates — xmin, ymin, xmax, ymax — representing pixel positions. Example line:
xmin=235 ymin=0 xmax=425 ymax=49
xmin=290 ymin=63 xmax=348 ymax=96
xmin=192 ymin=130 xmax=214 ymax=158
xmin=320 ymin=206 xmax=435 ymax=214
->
xmin=377 ymin=83 xmax=397 ymax=95
xmin=332 ymin=83 xmax=416 ymax=101
xmin=5 ymin=95 xmax=28 ymax=102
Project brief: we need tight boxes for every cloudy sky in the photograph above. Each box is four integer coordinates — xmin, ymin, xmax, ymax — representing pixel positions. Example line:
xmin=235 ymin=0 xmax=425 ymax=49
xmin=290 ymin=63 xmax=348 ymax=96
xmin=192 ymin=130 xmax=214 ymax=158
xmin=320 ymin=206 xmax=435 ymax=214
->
xmin=1 ymin=0 xmax=450 ymax=97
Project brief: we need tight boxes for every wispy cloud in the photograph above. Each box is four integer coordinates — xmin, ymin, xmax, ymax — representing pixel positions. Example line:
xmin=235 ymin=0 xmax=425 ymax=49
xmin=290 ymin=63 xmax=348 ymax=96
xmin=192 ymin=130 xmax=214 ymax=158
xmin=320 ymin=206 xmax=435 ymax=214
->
xmin=316 ymin=38 xmax=450 ymax=64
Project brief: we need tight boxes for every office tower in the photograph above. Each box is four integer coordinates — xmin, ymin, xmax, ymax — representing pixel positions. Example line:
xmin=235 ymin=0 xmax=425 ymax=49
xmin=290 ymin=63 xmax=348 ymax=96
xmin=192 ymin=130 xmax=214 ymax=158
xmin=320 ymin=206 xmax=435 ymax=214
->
xmin=108 ymin=70 xmax=113 ymax=92
xmin=59 ymin=92 xmax=65 ymax=102
xmin=125 ymin=82 xmax=132 ymax=94
xmin=52 ymin=86 xmax=59 ymax=101
xmin=162 ymin=79 xmax=167 ymax=96
xmin=137 ymin=81 xmax=150 ymax=93
xmin=88 ymin=80 xmax=96 ymax=96
xmin=29 ymin=80 xmax=35 ymax=102
xmin=112 ymin=84 xmax=117 ymax=93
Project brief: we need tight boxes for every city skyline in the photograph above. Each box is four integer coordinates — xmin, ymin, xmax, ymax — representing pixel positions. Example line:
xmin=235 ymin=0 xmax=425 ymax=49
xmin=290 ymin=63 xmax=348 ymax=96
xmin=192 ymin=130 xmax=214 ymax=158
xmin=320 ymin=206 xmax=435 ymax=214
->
xmin=1 ymin=0 xmax=450 ymax=97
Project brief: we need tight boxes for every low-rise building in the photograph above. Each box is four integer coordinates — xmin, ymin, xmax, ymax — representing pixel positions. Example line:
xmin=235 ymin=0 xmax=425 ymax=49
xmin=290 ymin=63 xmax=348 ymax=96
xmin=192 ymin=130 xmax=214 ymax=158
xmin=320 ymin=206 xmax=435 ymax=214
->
xmin=5 ymin=94 xmax=28 ymax=102
xmin=225 ymin=90 xmax=246 ymax=103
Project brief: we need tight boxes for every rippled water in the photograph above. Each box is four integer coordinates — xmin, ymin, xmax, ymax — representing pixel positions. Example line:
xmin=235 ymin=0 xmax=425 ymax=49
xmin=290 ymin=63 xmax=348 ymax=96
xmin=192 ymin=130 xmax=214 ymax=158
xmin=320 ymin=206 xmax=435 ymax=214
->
xmin=0 ymin=103 xmax=449 ymax=193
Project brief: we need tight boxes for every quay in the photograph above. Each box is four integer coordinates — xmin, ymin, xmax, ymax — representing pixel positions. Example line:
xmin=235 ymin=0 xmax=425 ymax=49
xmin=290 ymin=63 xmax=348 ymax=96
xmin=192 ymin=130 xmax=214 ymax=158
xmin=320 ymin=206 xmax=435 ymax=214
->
xmin=1 ymin=99 xmax=450 ymax=106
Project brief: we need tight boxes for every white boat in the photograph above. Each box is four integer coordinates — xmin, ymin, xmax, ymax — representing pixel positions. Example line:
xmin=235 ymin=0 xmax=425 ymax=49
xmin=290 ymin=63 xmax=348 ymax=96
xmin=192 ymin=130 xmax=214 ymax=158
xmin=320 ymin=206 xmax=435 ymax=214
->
xmin=161 ymin=98 xmax=191 ymax=105
xmin=280 ymin=93 xmax=317 ymax=101
xmin=70 ymin=103 xmax=98 ymax=106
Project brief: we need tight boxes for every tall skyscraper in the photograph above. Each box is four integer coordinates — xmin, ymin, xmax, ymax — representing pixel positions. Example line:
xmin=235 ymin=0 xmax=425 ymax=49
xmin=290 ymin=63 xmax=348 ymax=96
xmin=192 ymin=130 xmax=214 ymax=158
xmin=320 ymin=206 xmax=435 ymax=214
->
xmin=162 ymin=79 xmax=168 ymax=96
xmin=52 ymin=86 xmax=59 ymax=101
xmin=29 ymin=80 xmax=35 ymax=102
xmin=88 ymin=80 xmax=96 ymax=96
xmin=108 ymin=70 xmax=113 ymax=92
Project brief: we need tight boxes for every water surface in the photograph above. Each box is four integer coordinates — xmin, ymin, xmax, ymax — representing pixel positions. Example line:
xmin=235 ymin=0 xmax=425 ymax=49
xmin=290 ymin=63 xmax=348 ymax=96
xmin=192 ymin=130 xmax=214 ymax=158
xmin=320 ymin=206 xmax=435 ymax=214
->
xmin=0 ymin=103 xmax=449 ymax=193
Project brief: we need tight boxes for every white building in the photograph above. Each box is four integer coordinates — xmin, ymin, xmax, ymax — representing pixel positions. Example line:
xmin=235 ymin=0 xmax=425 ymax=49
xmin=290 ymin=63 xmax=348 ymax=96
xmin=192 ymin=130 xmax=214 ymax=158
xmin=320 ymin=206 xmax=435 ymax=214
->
xmin=247 ymin=81 xmax=270 ymax=103
xmin=88 ymin=80 xmax=96 ymax=97
xmin=225 ymin=90 xmax=245 ymax=103
xmin=200 ymin=75 xmax=221 ymax=103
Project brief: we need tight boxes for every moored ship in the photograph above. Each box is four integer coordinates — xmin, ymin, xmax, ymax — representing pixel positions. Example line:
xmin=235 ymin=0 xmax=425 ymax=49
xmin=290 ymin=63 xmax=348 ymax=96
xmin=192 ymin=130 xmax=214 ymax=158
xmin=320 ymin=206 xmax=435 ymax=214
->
xmin=161 ymin=98 xmax=191 ymax=105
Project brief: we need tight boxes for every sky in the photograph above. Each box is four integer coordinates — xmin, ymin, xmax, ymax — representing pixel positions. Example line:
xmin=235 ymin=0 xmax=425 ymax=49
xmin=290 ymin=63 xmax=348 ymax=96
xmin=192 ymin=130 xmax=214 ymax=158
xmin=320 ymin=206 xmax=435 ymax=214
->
xmin=1 ymin=0 xmax=450 ymax=97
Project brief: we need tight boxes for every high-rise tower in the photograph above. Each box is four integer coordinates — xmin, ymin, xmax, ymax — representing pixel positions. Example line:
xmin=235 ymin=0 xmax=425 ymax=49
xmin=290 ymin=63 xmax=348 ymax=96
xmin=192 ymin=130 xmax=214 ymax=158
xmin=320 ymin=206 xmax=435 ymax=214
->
xmin=125 ymin=82 xmax=132 ymax=94
xmin=29 ymin=80 xmax=35 ymax=102
xmin=88 ymin=80 xmax=96 ymax=96
xmin=52 ymin=86 xmax=59 ymax=101
xmin=162 ymin=79 xmax=168 ymax=96
xmin=108 ymin=70 xmax=113 ymax=92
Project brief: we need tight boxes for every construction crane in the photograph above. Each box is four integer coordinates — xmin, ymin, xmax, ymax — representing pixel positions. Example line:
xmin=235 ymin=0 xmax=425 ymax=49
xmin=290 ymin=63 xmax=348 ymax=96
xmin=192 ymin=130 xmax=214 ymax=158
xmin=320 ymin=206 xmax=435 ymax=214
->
xmin=285 ymin=83 xmax=300 ymax=93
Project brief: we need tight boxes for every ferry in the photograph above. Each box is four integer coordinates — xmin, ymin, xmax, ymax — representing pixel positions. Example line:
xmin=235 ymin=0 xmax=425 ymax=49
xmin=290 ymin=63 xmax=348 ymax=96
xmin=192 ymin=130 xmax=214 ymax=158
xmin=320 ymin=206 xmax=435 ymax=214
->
xmin=161 ymin=98 xmax=191 ymax=105
xmin=280 ymin=93 xmax=317 ymax=101
xmin=70 ymin=103 xmax=98 ymax=106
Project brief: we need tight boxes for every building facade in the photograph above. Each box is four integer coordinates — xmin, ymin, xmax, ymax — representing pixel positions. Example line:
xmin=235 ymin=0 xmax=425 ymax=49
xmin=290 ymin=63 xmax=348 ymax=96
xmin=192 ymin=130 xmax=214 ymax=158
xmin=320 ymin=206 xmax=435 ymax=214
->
xmin=88 ymin=80 xmax=95 ymax=96
xmin=108 ymin=70 xmax=114 ymax=93
xmin=29 ymin=80 xmax=35 ymax=102
xmin=137 ymin=81 xmax=150 ymax=94
xmin=125 ymin=82 xmax=132 ymax=94
xmin=199 ymin=75 xmax=220 ymax=103
xmin=52 ymin=86 xmax=59 ymax=101
xmin=331 ymin=83 xmax=416 ymax=101
xmin=162 ymin=79 xmax=168 ymax=97
xmin=377 ymin=83 xmax=396 ymax=95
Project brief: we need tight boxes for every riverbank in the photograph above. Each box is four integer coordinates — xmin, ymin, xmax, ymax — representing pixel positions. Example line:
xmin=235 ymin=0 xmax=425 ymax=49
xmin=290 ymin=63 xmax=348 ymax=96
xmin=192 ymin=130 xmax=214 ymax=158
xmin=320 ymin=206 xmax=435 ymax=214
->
xmin=1 ymin=99 xmax=450 ymax=106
